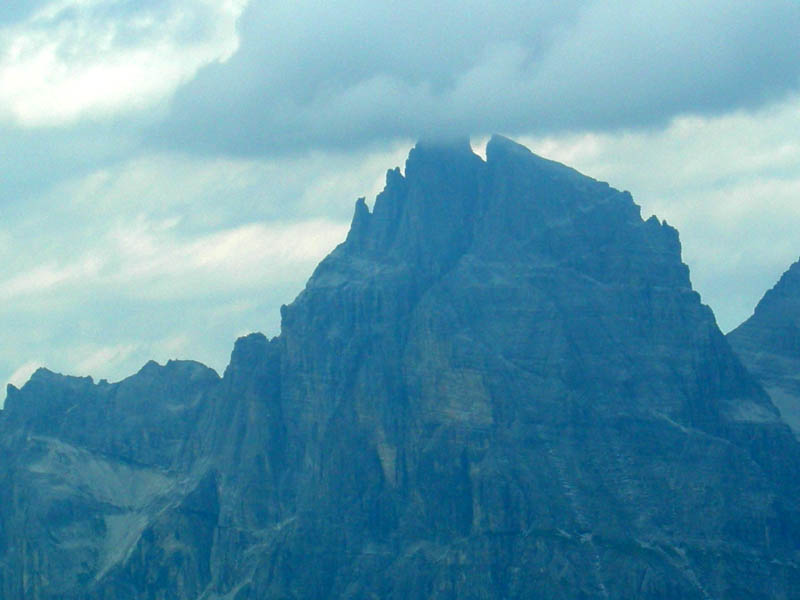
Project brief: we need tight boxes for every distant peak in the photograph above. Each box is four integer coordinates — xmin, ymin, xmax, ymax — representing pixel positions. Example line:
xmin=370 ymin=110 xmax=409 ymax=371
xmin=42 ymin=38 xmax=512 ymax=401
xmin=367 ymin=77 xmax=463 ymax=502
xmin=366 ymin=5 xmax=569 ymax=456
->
xmin=406 ymin=137 xmax=477 ymax=165
xmin=486 ymin=134 xmax=597 ymax=187
xmin=136 ymin=359 xmax=219 ymax=380
xmin=748 ymin=256 xmax=800 ymax=319
xmin=486 ymin=134 xmax=531 ymax=157
xmin=414 ymin=135 xmax=473 ymax=152
xmin=403 ymin=137 xmax=484 ymax=190
xmin=28 ymin=366 xmax=92 ymax=386
xmin=30 ymin=366 xmax=55 ymax=381
xmin=138 ymin=360 xmax=162 ymax=375
xmin=759 ymin=257 xmax=800 ymax=299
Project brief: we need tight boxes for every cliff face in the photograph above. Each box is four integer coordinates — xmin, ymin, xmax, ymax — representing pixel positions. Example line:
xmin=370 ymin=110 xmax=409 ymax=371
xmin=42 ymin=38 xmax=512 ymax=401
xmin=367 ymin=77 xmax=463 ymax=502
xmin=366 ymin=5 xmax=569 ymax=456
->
xmin=1 ymin=136 xmax=799 ymax=599
xmin=729 ymin=259 xmax=800 ymax=437
xmin=0 ymin=360 xmax=220 ymax=599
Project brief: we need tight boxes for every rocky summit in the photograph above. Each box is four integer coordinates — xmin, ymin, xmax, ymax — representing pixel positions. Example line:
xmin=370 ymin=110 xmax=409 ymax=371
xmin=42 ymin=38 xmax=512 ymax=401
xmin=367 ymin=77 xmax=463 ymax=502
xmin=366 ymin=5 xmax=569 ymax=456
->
xmin=1 ymin=136 xmax=800 ymax=599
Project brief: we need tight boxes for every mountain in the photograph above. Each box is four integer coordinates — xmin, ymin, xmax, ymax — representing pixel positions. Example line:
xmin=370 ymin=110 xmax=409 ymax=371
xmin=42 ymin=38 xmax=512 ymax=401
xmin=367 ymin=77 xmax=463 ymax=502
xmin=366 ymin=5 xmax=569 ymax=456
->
xmin=1 ymin=136 xmax=800 ymax=599
xmin=729 ymin=259 xmax=800 ymax=437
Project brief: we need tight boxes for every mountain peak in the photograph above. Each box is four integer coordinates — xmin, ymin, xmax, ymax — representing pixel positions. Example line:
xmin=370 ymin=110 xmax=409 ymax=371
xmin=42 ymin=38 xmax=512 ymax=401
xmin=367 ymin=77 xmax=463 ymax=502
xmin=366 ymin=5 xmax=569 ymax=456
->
xmin=486 ymin=133 xmax=602 ymax=187
xmin=315 ymin=136 xmax=688 ymax=295
xmin=486 ymin=133 xmax=529 ymax=156
xmin=3 ymin=135 xmax=798 ymax=600
xmin=752 ymin=257 xmax=800 ymax=317
xmin=409 ymin=135 xmax=475 ymax=157
xmin=730 ymin=257 xmax=800 ymax=353
xmin=403 ymin=136 xmax=484 ymax=185
xmin=729 ymin=257 xmax=800 ymax=436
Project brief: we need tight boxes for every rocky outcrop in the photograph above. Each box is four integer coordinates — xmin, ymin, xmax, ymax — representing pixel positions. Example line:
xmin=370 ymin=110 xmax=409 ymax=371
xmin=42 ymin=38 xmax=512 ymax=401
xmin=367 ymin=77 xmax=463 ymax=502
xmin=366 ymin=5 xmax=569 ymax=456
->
xmin=1 ymin=136 xmax=799 ymax=599
xmin=729 ymin=258 xmax=800 ymax=437
xmin=0 ymin=361 xmax=219 ymax=599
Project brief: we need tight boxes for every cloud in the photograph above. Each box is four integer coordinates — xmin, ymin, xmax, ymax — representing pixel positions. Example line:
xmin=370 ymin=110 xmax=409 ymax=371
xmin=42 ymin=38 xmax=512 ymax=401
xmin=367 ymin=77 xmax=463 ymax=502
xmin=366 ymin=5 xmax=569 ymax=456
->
xmin=0 ymin=141 xmax=413 ymax=400
xmin=55 ymin=143 xmax=411 ymax=224
xmin=2 ymin=0 xmax=800 ymax=408
xmin=0 ymin=214 xmax=347 ymax=402
xmin=153 ymin=0 xmax=800 ymax=155
xmin=0 ymin=255 xmax=102 ymax=300
xmin=3 ymin=1 xmax=798 ymax=204
xmin=0 ymin=1 xmax=51 ymax=25
xmin=7 ymin=360 xmax=42 ymax=389
xmin=101 ymin=216 xmax=349 ymax=300
xmin=0 ymin=0 xmax=246 ymax=126
xmin=73 ymin=343 xmax=139 ymax=377
xmin=0 ymin=215 xmax=346 ymax=307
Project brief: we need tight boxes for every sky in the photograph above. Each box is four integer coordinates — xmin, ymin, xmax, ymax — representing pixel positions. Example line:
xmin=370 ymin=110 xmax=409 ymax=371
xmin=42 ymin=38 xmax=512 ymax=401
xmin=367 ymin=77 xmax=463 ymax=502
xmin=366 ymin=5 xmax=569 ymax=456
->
xmin=1 ymin=0 xmax=800 ymax=402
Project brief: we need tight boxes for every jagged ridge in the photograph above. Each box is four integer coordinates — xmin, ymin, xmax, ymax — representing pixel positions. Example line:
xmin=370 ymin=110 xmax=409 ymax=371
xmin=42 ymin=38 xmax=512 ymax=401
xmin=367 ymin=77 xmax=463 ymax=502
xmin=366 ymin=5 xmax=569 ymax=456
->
xmin=1 ymin=136 xmax=799 ymax=599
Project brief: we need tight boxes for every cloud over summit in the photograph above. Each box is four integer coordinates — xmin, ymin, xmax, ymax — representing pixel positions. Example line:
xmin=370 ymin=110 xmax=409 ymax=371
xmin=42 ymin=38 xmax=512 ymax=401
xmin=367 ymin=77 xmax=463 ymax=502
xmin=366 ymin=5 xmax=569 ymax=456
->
xmin=156 ymin=0 xmax=800 ymax=155
xmin=2 ymin=0 xmax=799 ymax=156
xmin=2 ymin=0 xmax=800 ymax=400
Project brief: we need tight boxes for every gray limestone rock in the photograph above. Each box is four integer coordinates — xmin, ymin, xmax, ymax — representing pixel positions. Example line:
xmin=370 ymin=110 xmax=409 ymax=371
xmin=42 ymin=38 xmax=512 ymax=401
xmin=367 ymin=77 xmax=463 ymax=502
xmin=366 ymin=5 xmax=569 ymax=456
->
xmin=1 ymin=136 xmax=800 ymax=599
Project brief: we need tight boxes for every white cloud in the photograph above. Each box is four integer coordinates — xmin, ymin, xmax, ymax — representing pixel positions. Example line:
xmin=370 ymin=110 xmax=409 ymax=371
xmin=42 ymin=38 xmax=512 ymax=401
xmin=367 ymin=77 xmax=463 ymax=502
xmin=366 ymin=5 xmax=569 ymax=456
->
xmin=59 ymin=144 xmax=412 ymax=224
xmin=0 ymin=255 xmax=103 ymax=300
xmin=1 ymin=94 xmax=798 ymax=397
xmin=101 ymin=216 xmax=349 ymax=299
xmin=5 ymin=360 xmax=42 ymax=408
xmin=7 ymin=360 xmax=42 ymax=389
xmin=73 ymin=342 xmax=139 ymax=377
xmin=0 ymin=0 xmax=247 ymax=126
xmin=0 ymin=143 xmax=399 ymax=391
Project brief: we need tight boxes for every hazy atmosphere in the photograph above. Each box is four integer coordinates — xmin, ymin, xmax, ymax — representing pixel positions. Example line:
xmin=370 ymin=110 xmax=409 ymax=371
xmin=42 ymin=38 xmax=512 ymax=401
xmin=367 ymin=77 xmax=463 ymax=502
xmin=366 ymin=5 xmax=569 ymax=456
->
xmin=2 ymin=0 xmax=800 ymax=399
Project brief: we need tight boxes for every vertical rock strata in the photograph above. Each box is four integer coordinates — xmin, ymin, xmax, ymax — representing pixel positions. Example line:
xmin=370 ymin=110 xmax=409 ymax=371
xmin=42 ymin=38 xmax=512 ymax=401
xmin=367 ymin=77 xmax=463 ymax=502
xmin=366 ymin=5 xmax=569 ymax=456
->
xmin=1 ymin=136 xmax=799 ymax=599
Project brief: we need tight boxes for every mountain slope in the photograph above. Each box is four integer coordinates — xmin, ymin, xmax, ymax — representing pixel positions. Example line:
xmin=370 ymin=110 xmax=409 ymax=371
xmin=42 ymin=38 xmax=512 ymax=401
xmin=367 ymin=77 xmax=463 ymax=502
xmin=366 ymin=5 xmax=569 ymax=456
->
xmin=1 ymin=136 xmax=799 ymax=599
xmin=729 ymin=258 xmax=800 ymax=437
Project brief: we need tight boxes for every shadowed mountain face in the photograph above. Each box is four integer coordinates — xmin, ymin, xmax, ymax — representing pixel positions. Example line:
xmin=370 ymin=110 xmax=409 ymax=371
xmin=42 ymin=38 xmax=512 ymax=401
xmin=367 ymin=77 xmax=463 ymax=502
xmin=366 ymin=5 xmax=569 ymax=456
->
xmin=1 ymin=136 xmax=800 ymax=599
xmin=729 ymin=259 xmax=800 ymax=437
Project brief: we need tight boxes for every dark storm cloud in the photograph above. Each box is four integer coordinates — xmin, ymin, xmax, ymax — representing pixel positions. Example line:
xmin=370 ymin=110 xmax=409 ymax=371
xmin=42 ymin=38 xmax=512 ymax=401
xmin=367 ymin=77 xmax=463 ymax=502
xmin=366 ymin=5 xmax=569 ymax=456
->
xmin=153 ymin=0 xmax=800 ymax=156
xmin=150 ymin=0 xmax=585 ymax=153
